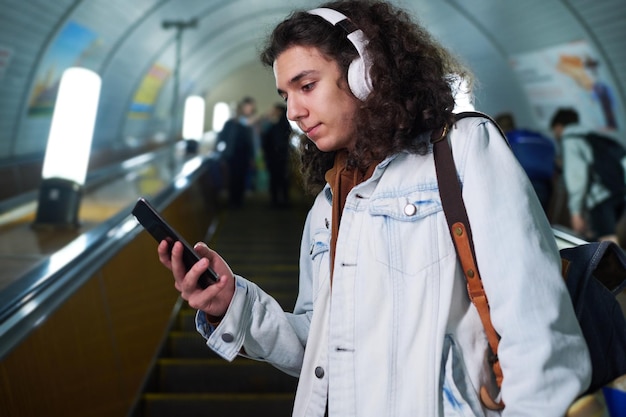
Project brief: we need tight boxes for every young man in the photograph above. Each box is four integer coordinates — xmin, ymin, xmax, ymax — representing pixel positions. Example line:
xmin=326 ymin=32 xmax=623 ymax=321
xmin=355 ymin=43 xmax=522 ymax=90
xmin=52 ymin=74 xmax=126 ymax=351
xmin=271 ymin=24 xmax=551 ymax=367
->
xmin=550 ymin=107 xmax=626 ymax=242
xmin=159 ymin=2 xmax=591 ymax=415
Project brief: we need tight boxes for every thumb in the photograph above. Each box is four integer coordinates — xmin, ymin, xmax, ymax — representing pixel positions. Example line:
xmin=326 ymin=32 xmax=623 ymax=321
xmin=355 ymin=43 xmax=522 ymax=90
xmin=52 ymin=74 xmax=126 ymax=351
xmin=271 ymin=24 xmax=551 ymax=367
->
xmin=193 ymin=242 xmax=212 ymax=258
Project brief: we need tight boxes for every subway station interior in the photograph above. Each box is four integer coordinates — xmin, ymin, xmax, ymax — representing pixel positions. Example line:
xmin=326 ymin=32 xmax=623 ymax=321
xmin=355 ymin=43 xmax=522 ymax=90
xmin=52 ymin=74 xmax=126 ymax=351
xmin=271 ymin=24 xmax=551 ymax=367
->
xmin=1 ymin=1 xmax=625 ymax=416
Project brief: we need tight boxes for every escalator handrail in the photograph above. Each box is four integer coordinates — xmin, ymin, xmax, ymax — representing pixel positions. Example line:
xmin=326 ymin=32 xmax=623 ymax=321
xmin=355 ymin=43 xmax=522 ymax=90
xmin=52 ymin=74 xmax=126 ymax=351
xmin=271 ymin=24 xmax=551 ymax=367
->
xmin=0 ymin=152 xmax=216 ymax=360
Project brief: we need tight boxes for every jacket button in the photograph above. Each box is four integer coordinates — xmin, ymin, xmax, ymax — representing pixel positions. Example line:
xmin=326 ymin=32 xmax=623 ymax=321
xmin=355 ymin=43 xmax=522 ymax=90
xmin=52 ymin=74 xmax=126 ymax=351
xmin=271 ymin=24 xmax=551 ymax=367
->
xmin=314 ymin=366 xmax=325 ymax=378
xmin=404 ymin=203 xmax=417 ymax=216
xmin=222 ymin=333 xmax=234 ymax=343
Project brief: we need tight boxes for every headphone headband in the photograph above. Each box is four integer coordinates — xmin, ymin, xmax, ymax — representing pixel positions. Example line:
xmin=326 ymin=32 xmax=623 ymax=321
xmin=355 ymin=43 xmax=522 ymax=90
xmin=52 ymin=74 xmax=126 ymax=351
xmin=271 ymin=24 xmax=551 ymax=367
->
xmin=307 ymin=7 xmax=373 ymax=100
xmin=307 ymin=8 xmax=348 ymax=26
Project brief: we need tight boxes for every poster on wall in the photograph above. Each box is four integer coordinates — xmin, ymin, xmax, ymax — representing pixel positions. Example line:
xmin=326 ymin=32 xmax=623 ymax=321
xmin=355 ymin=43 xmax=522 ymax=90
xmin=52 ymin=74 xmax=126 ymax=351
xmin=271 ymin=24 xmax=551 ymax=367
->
xmin=27 ymin=21 xmax=101 ymax=117
xmin=127 ymin=63 xmax=171 ymax=120
xmin=510 ymin=40 xmax=622 ymax=134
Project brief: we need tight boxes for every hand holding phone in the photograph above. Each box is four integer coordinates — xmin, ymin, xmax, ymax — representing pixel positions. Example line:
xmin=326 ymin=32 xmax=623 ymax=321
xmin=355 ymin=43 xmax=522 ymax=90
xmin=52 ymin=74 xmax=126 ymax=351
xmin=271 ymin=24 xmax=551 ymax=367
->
xmin=132 ymin=197 xmax=218 ymax=289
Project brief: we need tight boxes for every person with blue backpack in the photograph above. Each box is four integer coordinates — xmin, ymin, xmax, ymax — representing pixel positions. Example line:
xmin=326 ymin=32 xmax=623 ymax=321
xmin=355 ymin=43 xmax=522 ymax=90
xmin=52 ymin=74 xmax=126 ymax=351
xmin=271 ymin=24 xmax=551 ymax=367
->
xmin=495 ymin=113 xmax=557 ymax=212
xmin=550 ymin=107 xmax=626 ymax=242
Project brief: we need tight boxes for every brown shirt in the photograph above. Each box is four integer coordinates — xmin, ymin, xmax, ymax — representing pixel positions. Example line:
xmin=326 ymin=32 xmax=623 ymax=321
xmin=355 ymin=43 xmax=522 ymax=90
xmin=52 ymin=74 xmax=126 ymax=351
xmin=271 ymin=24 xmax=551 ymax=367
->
xmin=324 ymin=150 xmax=378 ymax=283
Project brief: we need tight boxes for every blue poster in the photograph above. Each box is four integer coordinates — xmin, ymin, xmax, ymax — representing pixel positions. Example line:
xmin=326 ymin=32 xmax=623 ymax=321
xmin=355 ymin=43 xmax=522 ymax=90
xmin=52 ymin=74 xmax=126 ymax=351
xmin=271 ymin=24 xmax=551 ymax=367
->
xmin=28 ymin=21 xmax=100 ymax=117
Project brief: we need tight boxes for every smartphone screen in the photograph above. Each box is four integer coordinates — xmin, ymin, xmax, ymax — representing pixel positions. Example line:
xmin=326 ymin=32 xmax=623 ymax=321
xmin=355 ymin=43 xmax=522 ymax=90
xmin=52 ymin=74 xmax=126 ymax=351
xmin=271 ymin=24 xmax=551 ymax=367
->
xmin=131 ymin=197 xmax=218 ymax=289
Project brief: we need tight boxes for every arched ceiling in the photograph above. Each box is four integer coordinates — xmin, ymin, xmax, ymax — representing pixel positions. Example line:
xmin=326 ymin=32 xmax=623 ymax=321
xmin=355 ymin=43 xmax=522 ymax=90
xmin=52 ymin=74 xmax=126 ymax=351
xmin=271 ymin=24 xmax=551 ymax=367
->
xmin=1 ymin=0 xmax=624 ymax=156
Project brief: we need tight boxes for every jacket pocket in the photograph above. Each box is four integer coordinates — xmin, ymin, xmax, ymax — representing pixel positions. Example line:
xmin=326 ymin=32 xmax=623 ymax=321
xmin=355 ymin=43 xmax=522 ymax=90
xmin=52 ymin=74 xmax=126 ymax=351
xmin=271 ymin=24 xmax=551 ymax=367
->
xmin=368 ymin=190 xmax=451 ymax=277
xmin=441 ymin=335 xmax=486 ymax=417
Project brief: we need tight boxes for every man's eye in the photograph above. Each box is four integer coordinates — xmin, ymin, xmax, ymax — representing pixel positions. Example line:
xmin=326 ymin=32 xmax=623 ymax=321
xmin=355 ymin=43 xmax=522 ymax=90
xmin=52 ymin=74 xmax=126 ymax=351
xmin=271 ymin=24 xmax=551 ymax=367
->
xmin=302 ymin=82 xmax=315 ymax=91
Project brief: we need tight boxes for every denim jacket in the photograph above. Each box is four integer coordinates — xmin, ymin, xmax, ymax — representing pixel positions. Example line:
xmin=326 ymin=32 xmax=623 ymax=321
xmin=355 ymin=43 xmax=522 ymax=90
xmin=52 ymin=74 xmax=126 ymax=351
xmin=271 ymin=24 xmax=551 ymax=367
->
xmin=198 ymin=116 xmax=591 ymax=416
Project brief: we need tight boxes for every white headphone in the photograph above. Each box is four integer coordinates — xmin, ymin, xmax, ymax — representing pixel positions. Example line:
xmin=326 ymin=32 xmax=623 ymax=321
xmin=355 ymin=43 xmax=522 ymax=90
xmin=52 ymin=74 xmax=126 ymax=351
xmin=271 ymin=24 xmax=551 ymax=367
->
xmin=307 ymin=8 xmax=373 ymax=101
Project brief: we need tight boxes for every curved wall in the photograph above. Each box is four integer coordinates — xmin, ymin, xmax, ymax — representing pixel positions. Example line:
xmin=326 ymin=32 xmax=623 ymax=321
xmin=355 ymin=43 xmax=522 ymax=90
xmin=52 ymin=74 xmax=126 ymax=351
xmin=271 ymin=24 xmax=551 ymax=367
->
xmin=0 ymin=0 xmax=624 ymax=202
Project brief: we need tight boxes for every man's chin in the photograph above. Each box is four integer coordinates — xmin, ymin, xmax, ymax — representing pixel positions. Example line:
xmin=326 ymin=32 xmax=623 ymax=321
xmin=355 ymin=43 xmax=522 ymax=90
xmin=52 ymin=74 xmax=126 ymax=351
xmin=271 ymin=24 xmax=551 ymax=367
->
xmin=310 ymin=140 xmax=338 ymax=152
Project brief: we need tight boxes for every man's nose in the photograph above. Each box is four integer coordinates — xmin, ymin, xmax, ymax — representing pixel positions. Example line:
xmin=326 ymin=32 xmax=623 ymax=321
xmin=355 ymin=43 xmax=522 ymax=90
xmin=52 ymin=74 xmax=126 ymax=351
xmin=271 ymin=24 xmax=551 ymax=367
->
xmin=287 ymin=96 xmax=306 ymax=121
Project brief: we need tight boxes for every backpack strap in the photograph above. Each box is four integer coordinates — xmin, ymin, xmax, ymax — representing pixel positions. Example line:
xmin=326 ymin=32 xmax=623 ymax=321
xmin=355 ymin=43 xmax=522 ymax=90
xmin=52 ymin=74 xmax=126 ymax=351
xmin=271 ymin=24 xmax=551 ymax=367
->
xmin=432 ymin=112 xmax=505 ymax=410
xmin=454 ymin=111 xmax=509 ymax=142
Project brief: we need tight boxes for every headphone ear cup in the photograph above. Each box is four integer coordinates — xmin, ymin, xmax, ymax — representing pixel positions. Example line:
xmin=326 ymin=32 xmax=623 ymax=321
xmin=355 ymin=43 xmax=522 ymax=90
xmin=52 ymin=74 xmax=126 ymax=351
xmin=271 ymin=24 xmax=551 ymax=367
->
xmin=306 ymin=8 xmax=373 ymax=100
xmin=347 ymin=56 xmax=373 ymax=101
xmin=345 ymin=29 xmax=373 ymax=101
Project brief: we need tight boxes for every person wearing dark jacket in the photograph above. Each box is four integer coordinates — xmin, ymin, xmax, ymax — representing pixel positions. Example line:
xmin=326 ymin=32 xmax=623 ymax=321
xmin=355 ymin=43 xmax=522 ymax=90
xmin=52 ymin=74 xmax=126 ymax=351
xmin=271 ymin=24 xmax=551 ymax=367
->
xmin=261 ymin=103 xmax=292 ymax=207
xmin=217 ymin=97 xmax=256 ymax=208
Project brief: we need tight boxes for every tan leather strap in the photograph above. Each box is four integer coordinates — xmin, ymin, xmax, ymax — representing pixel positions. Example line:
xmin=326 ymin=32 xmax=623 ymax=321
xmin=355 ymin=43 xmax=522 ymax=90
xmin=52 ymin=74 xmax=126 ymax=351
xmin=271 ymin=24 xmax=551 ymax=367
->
xmin=562 ymin=258 xmax=571 ymax=280
xmin=451 ymin=222 xmax=501 ymax=361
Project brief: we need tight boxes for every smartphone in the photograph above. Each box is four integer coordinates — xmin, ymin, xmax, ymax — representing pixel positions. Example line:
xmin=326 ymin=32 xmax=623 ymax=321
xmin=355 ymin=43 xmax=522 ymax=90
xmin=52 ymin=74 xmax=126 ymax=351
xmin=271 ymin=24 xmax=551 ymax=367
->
xmin=131 ymin=197 xmax=218 ymax=289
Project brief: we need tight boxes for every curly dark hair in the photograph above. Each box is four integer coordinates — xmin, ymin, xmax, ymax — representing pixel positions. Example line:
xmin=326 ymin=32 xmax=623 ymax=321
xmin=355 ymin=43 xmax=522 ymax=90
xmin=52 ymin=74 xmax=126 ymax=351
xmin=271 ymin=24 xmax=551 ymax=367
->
xmin=260 ymin=0 xmax=472 ymax=194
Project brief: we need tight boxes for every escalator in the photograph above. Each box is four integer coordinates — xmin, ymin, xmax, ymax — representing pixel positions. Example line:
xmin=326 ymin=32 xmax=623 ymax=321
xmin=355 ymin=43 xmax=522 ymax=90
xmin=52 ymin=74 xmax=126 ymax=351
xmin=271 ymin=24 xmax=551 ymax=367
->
xmin=133 ymin=191 xmax=312 ymax=417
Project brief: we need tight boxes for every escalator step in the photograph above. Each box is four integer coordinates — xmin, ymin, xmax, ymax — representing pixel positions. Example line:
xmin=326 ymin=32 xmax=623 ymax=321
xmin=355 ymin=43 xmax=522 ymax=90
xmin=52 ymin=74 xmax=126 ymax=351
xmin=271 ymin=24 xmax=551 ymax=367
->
xmin=142 ymin=393 xmax=295 ymax=417
xmin=165 ymin=331 xmax=216 ymax=358
xmin=155 ymin=358 xmax=298 ymax=393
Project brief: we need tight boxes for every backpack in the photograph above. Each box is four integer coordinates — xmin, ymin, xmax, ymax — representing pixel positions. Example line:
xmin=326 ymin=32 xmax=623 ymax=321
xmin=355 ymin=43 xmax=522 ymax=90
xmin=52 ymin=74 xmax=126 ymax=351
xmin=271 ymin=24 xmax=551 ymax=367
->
xmin=434 ymin=112 xmax=626 ymax=409
xmin=506 ymin=129 xmax=556 ymax=181
xmin=561 ymin=241 xmax=626 ymax=393
xmin=568 ymin=133 xmax=626 ymax=198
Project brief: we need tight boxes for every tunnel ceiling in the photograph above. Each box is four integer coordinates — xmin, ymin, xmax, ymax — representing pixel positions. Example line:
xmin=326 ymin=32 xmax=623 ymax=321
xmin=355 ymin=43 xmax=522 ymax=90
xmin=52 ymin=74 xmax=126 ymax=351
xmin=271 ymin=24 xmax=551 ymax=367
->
xmin=94 ymin=0 xmax=623 ymax=97
xmin=0 ymin=0 xmax=624 ymax=160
